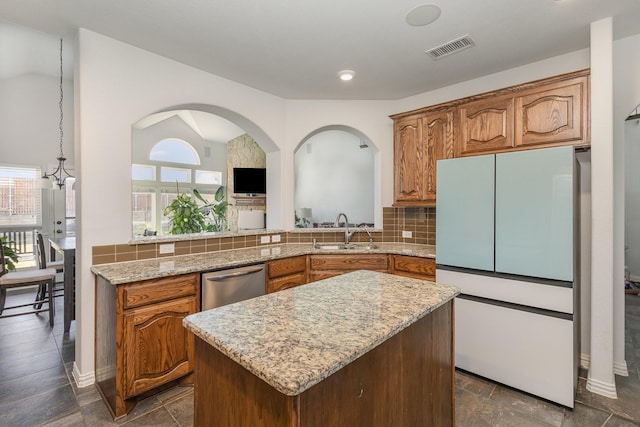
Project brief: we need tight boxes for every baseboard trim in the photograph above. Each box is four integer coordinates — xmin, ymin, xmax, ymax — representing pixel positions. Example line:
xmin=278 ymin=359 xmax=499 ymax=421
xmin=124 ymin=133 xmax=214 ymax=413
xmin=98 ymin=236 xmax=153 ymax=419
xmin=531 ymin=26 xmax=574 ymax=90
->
xmin=72 ymin=362 xmax=96 ymax=388
xmin=580 ymin=353 xmax=590 ymax=369
xmin=614 ymin=360 xmax=629 ymax=377
xmin=586 ymin=376 xmax=618 ymax=399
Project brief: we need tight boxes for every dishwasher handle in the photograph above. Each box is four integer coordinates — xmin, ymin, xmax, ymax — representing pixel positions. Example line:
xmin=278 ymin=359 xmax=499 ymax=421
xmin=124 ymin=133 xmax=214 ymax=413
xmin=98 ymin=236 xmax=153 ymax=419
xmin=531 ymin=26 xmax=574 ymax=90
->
xmin=205 ymin=266 xmax=264 ymax=281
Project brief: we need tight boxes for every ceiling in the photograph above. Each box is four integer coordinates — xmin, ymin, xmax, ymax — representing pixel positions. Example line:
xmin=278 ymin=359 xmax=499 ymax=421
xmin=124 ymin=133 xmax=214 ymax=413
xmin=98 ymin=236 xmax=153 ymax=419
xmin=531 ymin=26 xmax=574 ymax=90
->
xmin=1 ymin=0 xmax=640 ymax=100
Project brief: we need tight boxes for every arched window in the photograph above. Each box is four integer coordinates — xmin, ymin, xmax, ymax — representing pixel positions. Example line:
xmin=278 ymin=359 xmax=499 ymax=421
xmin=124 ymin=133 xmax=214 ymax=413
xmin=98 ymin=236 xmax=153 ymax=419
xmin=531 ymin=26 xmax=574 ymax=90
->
xmin=150 ymin=138 xmax=200 ymax=165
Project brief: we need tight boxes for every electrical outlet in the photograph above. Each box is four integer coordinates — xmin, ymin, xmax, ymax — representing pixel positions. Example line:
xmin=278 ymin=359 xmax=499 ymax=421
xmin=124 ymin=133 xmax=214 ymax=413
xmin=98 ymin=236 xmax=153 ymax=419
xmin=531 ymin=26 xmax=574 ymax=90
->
xmin=402 ymin=230 xmax=412 ymax=238
xmin=260 ymin=235 xmax=270 ymax=244
xmin=261 ymin=248 xmax=270 ymax=256
xmin=271 ymin=247 xmax=281 ymax=255
xmin=159 ymin=243 xmax=175 ymax=254
xmin=271 ymin=234 xmax=281 ymax=243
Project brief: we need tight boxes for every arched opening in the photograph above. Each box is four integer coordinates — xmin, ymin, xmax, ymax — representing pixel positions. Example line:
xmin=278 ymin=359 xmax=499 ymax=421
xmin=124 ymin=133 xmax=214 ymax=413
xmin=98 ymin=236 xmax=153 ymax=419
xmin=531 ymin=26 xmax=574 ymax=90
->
xmin=131 ymin=105 xmax=279 ymax=236
xmin=294 ymin=125 xmax=378 ymax=228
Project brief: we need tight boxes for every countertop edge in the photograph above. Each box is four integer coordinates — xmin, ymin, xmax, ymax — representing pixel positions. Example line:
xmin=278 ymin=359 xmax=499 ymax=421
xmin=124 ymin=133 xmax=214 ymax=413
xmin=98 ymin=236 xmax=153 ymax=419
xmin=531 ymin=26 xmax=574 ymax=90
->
xmin=91 ymin=243 xmax=436 ymax=285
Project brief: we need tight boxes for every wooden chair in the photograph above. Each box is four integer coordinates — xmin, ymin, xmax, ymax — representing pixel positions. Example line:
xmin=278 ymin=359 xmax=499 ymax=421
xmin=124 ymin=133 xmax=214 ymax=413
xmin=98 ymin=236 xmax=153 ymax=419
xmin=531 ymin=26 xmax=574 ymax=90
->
xmin=0 ymin=242 xmax=56 ymax=327
xmin=34 ymin=233 xmax=64 ymax=309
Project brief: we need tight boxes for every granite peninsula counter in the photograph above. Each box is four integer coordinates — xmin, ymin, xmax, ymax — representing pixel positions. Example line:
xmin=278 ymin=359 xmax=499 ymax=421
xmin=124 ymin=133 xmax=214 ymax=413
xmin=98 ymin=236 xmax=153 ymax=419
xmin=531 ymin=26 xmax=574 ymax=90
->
xmin=183 ymin=270 xmax=460 ymax=426
xmin=91 ymin=242 xmax=436 ymax=284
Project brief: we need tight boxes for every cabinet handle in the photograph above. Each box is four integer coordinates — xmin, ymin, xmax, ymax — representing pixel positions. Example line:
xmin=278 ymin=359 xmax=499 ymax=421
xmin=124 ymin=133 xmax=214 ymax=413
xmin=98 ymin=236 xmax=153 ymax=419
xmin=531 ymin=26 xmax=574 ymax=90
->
xmin=205 ymin=267 xmax=264 ymax=281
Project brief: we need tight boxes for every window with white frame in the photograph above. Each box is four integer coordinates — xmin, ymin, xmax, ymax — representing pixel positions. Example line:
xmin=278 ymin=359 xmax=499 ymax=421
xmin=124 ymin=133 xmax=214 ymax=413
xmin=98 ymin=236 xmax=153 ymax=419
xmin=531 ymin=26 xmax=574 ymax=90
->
xmin=0 ymin=165 xmax=42 ymax=227
xmin=132 ymin=139 xmax=223 ymax=236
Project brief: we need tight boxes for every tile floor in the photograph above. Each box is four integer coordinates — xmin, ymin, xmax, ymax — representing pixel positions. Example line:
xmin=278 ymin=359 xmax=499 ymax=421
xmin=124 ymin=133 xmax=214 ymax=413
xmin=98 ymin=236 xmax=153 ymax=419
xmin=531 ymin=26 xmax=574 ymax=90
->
xmin=1 ymin=289 xmax=639 ymax=426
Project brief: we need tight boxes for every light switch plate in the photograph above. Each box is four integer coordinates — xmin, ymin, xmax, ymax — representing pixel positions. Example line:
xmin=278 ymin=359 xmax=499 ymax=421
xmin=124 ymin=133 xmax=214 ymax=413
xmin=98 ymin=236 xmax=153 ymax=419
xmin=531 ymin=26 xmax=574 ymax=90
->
xmin=402 ymin=230 xmax=412 ymax=238
xmin=260 ymin=235 xmax=270 ymax=244
xmin=271 ymin=234 xmax=281 ymax=243
xmin=159 ymin=243 xmax=175 ymax=254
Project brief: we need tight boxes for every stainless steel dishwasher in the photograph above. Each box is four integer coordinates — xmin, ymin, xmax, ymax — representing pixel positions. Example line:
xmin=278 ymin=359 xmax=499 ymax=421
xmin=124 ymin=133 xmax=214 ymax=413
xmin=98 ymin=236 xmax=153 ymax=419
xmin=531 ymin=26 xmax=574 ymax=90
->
xmin=201 ymin=264 xmax=266 ymax=311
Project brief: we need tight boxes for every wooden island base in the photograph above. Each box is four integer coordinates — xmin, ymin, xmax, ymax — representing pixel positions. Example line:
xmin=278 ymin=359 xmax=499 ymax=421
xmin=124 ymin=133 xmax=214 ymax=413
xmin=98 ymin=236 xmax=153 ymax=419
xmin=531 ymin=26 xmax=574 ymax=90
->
xmin=193 ymin=301 xmax=454 ymax=426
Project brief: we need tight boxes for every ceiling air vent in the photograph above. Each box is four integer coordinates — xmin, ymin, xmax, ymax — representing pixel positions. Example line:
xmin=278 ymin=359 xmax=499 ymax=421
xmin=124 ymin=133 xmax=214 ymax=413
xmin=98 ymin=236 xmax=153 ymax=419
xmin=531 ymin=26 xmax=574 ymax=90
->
xmin=425 ymin=35 xmax=475 ymax=60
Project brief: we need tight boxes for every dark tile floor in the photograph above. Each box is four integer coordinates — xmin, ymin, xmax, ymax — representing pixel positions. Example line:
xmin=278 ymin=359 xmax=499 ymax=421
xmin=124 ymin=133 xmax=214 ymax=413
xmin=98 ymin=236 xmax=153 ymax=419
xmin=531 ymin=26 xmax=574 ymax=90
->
xmin=1 ymin=289 xmax=639 ymax=426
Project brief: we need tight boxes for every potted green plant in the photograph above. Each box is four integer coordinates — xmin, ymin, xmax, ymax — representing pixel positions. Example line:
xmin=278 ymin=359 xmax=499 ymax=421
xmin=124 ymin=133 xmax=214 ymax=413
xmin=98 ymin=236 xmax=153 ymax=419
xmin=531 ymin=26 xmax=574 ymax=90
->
xmin=1 ymin=236 xmax=19 ymax=271
xmin=163 ymin=183 xmax=207 ymax=234
xmin=194 ymin=186 xmax=229 ymax=232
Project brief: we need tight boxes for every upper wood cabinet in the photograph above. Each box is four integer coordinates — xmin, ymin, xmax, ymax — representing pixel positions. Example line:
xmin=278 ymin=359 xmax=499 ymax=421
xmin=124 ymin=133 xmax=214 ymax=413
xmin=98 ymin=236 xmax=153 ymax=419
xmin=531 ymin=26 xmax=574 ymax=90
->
xmin=391 ymin=69 xmax=589 ymax=205
xmin=393 ymin=109 xmax=454 ymax=205
xmin=457 ymin=95 xmax=514 ymax=156
xmin=514 ymin=75 xmax=588 ymax=149
xmin=394 ymin=116 xmax=422 ymax=203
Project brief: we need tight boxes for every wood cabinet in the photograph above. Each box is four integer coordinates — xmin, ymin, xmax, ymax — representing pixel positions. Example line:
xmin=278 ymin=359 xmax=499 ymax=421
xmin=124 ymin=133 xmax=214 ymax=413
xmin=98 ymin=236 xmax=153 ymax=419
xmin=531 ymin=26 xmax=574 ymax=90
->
xmin=514 ymin=75 xmax=589 ymax=149
xmin=392 ymin=69 xmax=590 ymax=204
xmin=393 ymin=116 xmax=422 ymax=203
xmin=457 ymin=95 xmax=514 ymax=156
xmin=389 ymin=255 xmax=436 ymax=281
xmin=309 ymin=254 xmax=388 ymax=282
xmin=266 ymin=256 xmax=307 ymax=293
xmin=95 ymin=273 xmax=199 ymax=419
xmin=193 ymin=300 xmax=454 ymax=426
xmin=393 ymin=109 xmax=454 ymax=205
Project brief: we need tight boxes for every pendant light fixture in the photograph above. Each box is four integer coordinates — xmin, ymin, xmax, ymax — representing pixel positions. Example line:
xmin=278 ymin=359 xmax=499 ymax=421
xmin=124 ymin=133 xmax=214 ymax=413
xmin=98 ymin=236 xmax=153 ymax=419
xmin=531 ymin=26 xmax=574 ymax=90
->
xmin=42 ymin=38 xmax=73 ymax=189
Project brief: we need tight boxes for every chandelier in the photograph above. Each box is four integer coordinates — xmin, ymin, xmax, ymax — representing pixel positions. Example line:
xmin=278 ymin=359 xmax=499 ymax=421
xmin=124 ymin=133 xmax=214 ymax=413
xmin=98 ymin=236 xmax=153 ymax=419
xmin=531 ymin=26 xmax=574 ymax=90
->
xmin=42 ymin=38 xmax=73 ymax=189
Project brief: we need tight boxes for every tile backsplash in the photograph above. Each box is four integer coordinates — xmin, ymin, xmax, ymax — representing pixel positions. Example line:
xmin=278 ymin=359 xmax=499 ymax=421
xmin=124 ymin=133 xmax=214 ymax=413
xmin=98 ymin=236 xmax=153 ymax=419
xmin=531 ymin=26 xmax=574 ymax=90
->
xmin=91 ymin=207 xmax=436 ymax=265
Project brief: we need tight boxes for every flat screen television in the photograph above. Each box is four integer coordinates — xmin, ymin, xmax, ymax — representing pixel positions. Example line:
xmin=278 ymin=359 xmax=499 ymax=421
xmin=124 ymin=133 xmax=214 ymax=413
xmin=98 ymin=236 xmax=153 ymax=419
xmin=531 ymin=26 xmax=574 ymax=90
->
xmin=233 ymin=167 xmax=266 ymax=195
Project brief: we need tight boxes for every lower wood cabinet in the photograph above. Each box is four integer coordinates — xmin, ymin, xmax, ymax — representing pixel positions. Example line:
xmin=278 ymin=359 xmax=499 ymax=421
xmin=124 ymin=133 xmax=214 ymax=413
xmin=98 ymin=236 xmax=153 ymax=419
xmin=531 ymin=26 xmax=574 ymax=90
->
xmin=389 ymin=255 xmax=436 ymax=281
xmin=266 ymin=256 xmax=308 ymax=293
xmin=95 ymin=272 xmax=199 ymax=419
xmin=309 ymin=254 xmax=388 ymax=283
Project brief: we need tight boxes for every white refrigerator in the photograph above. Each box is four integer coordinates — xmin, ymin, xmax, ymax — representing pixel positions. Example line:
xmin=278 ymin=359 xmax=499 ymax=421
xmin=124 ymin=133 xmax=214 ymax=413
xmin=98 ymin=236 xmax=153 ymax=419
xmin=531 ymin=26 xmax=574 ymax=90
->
xmin=435 ymin=145 xmax=578 ymax=408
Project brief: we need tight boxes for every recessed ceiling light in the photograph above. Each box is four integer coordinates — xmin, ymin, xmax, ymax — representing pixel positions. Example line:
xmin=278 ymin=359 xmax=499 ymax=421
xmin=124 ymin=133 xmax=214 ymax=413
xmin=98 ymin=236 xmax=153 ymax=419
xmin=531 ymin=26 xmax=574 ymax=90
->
xmin=406 ymin=4 xmax=441 ymax=27
xmin=338 ymin=70 xmax=355 ymax=81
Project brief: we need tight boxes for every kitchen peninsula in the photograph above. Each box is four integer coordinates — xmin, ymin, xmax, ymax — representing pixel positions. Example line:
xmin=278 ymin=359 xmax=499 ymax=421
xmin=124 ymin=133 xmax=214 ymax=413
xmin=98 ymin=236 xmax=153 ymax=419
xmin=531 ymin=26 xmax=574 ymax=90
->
xmin=183 ymin=270 xmax=459 ymax=426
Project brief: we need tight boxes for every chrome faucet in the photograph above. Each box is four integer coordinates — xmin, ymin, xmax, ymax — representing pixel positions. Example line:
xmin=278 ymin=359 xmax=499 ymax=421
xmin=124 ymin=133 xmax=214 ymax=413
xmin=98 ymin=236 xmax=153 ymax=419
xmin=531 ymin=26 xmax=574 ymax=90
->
xmin=334 ymin=212 xmax=354 ymax=244
xmin=360 ymin=224 xmax=375 ymax=249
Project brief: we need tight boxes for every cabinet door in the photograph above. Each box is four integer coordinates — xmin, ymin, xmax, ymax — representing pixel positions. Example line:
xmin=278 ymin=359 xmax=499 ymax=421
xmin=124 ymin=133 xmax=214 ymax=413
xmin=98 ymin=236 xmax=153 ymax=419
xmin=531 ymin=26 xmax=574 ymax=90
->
xmin=514 ymin=76 xmax=588 ymax=149
xmin=267 ymin=272 xmax=307 ymax=293
xmin=124 ymin=296 xmax=196 ymax=398
xmin=394 ymin=116 xmax=423 ymax=203
xmin=457 ymin=96 xmax=514 ymax=156
xmin=422 ymin=110 xmax=454 ymax=203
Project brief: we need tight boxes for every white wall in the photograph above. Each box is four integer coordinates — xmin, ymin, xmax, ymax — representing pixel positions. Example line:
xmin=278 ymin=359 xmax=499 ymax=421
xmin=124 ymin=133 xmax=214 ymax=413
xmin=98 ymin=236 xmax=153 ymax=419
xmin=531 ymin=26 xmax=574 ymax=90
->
xmin=74 ymin=28 xmax=287 ymax=385
xmin=0 ymin=73 xmax=74 ymax=171
xmin=294 ymin=130 xmax=375 ymax=225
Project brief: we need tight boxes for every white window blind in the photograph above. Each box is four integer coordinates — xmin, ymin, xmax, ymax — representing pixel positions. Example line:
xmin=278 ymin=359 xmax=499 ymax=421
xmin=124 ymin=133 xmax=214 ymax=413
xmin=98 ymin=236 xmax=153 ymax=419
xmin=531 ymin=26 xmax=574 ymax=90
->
xmin=0 ymin=165 xmax=42 ymax=227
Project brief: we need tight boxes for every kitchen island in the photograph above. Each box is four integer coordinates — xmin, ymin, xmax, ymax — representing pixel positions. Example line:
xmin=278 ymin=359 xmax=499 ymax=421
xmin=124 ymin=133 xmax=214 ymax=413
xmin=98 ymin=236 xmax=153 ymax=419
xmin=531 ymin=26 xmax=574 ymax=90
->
xmin=183 ymin=269 xmax=459 ymax=426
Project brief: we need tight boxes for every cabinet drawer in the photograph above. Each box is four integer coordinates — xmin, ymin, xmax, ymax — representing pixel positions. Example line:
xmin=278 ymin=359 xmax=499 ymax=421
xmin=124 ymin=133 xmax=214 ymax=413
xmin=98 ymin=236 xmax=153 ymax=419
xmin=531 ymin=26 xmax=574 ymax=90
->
xmin=123 ymin=273 xmax=198 ymax=309
xmin=390 ymin=255 xmax=435 ymax=280
xmin=267 ymin=256 xmax=306 ymax=279
xmin=267 ymin=272 xmax=307 ymax=293
xmin=310 ymin=254 xmax=388 ymax=271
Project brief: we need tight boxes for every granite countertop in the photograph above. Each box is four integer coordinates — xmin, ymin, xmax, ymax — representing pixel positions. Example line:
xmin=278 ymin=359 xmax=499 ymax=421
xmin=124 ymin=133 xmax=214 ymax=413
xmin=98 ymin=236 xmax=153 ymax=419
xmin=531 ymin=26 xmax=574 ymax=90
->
xmin=91 ymin=242 xmax=436 ymax=285
xmin=182 ymin=270 xmax=459 ymax=396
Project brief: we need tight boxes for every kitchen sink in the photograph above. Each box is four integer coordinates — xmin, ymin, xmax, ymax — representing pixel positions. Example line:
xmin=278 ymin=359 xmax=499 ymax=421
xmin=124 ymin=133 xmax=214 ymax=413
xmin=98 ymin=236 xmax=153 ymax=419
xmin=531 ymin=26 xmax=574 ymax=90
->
xmin=314 ymin=242 xmax=378 ymax=250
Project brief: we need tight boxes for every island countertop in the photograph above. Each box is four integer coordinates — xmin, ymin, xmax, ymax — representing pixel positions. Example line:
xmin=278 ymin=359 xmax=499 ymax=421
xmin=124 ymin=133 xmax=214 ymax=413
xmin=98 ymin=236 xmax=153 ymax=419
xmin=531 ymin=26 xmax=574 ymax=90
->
xmin=182 ymin=270 xmax=459 ymax=396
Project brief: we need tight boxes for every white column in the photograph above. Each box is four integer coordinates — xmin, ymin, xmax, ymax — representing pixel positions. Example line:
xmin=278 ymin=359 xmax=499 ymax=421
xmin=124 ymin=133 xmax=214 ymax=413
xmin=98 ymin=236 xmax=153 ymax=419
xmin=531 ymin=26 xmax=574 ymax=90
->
xmin=587 ymin=17 xmax=617 ymax=398
xmin=613 ymin=94 xmax=628 ymax=377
